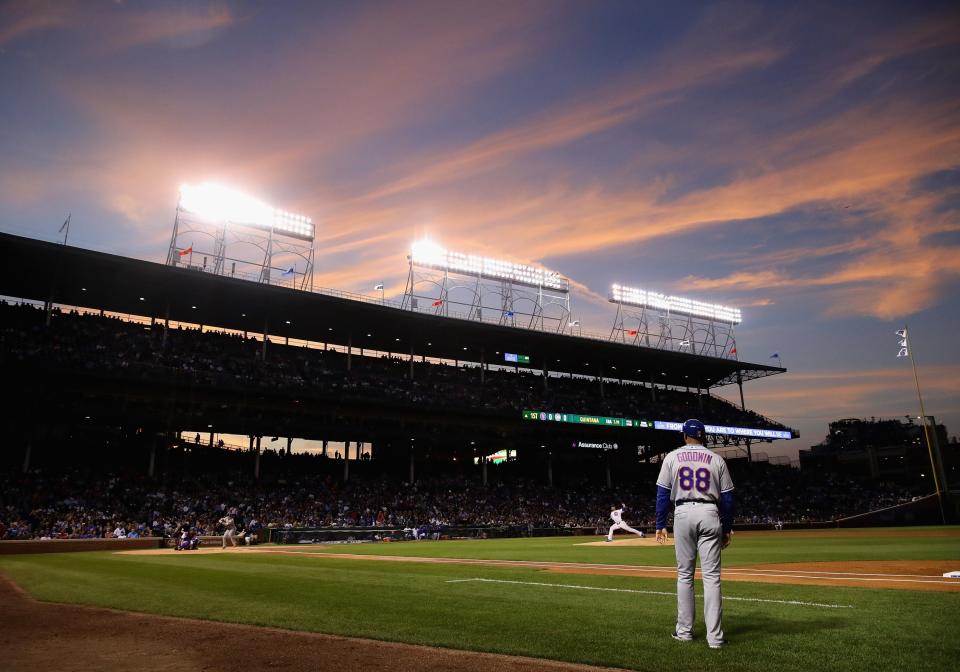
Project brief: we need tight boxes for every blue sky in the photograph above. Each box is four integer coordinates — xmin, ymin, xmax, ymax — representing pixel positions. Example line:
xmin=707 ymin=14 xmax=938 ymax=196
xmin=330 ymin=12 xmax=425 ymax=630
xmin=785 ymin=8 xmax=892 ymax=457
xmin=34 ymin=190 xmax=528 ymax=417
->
xmin=1 ymin=0 xmax=958 ymax=458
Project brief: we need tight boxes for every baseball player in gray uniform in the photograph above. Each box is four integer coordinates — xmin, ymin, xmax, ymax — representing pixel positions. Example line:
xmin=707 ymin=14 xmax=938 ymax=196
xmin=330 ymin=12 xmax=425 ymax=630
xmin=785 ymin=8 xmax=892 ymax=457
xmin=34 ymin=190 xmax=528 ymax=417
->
xmin=219 ymin=515 xmax=238 ymax=549
xmin=655 ymin=419 xmax=735 ymax=649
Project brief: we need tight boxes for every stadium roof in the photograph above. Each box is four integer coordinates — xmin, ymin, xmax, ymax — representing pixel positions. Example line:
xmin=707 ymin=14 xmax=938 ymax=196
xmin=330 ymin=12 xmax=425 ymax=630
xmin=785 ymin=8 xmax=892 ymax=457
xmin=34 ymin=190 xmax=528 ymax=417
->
xmin=0 ymin=232 xmax=784 ymax=388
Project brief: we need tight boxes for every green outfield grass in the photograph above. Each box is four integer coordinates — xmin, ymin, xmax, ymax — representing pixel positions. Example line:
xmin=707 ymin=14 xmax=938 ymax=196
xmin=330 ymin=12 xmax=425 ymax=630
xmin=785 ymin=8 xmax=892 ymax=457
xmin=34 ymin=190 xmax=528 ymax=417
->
xmin=278 ymin=527 xmax=960 ymax=565
xmin=1 ymin=529 xmax=958 ymax=672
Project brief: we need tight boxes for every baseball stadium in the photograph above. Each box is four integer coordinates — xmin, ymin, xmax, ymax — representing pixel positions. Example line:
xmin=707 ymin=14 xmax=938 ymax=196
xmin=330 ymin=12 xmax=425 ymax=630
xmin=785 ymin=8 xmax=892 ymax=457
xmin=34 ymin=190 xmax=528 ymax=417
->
xmin=0 ymin=222 xmax=957 ymax=672
xmin=3 ymin=3 xmax=960 ymax=671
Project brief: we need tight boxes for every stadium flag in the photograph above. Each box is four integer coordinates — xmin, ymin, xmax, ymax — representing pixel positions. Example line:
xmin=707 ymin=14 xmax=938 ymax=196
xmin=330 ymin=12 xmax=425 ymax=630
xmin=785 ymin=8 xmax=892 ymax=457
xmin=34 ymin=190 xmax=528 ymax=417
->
xmin=770 ymin=352 xmax=780 ymax=359
xmin=178 ymin=245 xmax=193 ymax=257
xmin=506 ymin=310 xmax=515 ymax=317
xmin=432 ymin=299 xmax=443 ymax=307
xmin=568 ymin=320 xmax=580 ymax=327
xmin=679 ymin=339 xmax=690 ymax=347
xmin=896 ymin=327 xmax=909 ymax=357
xmin=281 ymin=267 xmax=295 ymax=277
xmin=627 ymin=329 xmax=638 ymax=336
xmin=730 ymin=346 xmax=737 ymax=355
xmin=374 ymin=283 xmax=384 ymax=291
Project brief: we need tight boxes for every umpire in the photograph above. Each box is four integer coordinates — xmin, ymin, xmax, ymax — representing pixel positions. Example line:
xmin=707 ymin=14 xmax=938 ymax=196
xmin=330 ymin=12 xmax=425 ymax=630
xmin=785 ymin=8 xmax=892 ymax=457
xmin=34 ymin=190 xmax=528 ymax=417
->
xmin=655 ymin=419 xmax=735 ymax=649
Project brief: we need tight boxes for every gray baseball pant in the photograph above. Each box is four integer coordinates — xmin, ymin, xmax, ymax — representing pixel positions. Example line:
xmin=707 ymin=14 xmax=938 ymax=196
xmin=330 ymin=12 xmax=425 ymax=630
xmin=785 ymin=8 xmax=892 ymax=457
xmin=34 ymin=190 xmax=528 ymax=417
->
xmin=673 ymin=502 xmax=724 ymax=645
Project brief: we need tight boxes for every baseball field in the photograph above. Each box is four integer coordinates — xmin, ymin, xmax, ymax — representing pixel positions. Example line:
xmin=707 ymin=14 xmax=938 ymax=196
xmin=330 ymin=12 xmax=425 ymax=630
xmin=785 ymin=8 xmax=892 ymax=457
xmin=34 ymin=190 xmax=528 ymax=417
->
xmin=1 ymin=527 xmax=958 ymax=672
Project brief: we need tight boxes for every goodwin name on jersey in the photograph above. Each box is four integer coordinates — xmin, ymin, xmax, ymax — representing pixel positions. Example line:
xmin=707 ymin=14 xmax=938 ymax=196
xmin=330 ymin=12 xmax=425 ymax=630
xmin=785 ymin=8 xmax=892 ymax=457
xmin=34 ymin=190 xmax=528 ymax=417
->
xmin=656 ymin=446 xmax=734 ymax=503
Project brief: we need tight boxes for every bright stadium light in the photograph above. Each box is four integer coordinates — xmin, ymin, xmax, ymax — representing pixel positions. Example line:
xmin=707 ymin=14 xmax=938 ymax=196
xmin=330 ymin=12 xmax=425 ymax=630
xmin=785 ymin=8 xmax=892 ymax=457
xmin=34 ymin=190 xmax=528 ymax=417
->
xmin=610 ymin=283 xmax=741 ymax=324
xmin=179 ymin=183 xmax=314 ymax=241
xmin=410 ymin=239 xmax=569 ymax=292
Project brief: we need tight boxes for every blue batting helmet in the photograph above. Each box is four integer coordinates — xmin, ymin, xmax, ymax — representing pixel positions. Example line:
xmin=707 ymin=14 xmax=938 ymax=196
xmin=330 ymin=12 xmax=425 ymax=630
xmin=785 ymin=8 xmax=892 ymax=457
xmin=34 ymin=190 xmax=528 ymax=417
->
xmin=682 ymin=419 xmax=706 ymax=439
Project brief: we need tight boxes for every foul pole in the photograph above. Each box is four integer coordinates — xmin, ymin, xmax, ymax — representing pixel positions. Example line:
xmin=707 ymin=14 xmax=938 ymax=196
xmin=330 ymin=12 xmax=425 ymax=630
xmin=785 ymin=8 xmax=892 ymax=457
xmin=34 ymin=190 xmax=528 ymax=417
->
xmin=901 ymin=326 xmax=946 ymax=524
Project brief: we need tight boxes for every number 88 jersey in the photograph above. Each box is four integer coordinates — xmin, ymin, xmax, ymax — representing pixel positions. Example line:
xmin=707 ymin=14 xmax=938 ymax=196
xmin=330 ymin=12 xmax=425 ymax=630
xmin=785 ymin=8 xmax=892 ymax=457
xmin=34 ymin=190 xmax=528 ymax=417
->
xmin=655 ymin=445 xmax=734 ymax=503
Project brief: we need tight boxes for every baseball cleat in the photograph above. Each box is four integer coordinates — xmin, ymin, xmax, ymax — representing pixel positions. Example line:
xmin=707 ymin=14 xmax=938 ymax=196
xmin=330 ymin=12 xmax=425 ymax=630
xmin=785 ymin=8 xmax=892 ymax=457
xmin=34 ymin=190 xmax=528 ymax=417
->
xmin=671 ymin=632 xmax=693 ymax=642
xmin=708 ymin=640 xmax=728 ymax=649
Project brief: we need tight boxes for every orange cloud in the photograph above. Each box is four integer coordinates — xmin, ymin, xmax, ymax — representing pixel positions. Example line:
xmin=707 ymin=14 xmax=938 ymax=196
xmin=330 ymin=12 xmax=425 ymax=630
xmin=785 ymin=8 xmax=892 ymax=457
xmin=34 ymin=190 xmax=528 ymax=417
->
xmin=720 ymin=364 xmax=960 ymax=427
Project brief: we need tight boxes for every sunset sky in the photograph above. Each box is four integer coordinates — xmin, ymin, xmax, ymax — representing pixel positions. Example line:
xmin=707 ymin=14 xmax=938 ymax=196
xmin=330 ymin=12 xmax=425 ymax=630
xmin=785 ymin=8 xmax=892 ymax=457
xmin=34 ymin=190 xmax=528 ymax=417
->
xmin=1 ymin=0 xmax=958 ymax=458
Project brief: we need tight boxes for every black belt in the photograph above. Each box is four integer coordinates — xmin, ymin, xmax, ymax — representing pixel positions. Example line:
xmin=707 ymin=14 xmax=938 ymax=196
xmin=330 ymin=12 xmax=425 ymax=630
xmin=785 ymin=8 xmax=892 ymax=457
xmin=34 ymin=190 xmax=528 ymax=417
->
xmin=675 ymin=500 xmax=716 ymax=506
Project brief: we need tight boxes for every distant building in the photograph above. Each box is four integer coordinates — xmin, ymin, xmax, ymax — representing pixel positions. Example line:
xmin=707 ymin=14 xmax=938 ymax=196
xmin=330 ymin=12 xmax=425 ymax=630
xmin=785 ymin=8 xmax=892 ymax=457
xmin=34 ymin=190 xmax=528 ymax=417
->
xmin=799 ymin=417 xmax=955 ymax=489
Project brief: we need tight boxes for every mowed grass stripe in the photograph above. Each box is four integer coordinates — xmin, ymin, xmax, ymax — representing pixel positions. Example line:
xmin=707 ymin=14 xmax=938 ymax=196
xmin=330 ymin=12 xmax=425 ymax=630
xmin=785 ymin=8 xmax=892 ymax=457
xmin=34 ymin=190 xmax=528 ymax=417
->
xmin=276 ymin=528 xmax=960 ymax=566
xmin=2 ymin=534 xmax=959 ymax=672
xmin=446 ymin=577 xmax=855 ymax=608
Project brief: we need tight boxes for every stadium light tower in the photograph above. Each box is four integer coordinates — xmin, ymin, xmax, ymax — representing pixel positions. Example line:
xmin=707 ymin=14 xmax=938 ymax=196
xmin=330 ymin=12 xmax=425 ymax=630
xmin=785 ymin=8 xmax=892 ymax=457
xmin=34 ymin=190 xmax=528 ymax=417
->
xmin=402 ymin=239 xmax=573 ymax=332
xmin=166 ymin=183 xmax=315 ymax=290
xmin=608 ymin=283 xmax=740 ymax=358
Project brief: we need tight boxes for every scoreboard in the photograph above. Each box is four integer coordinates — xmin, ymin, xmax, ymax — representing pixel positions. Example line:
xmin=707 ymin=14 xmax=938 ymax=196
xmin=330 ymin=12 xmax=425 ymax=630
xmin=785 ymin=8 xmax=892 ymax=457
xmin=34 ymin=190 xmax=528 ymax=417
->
xmin=522 ymin=410 xmax=651 ymax=428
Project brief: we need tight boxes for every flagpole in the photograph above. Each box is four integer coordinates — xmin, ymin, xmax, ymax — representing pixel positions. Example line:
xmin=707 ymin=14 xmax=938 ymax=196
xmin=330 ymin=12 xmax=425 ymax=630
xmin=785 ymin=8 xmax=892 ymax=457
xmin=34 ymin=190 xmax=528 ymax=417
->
xmin=904 ymin=326 xmax=946 ymax=524
xmin=60 ymin=213 xmax=71 ymax=245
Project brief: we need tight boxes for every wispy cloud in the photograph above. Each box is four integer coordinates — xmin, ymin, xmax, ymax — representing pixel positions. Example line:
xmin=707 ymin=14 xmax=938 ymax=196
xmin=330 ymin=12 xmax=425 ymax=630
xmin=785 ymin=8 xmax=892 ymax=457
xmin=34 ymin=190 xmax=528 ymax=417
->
xmin=0 ymin=0 xmax=241 ymax=51
xmin=723 ymin=364 xmax=960 ymax=429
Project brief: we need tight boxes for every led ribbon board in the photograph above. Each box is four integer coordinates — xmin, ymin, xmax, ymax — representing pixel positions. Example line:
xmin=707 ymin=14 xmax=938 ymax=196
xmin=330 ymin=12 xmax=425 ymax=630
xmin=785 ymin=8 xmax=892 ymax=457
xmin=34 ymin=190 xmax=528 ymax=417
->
xmin=610 ymin=284 xmax=741 ymax=324
xmin=411 ymin=240 xmax=569 ymax=292
xmin=179 ymin=183 xmax=314 ymax=241
xmin=653 ymin=421 xmax=792 ymax=440
xmin=522 ymin=410 xmax=792 ymax=439
xmin=522 ymin=410 xmax=651 ymax=428
xmin=504 ymin=353 xmax=531 ymax=364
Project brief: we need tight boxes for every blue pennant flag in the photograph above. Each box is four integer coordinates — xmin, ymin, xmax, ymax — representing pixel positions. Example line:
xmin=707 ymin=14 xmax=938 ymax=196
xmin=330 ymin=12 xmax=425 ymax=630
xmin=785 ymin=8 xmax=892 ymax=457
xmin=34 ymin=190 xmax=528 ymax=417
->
xmin=281 ymin=267 xmax=295 ymax=277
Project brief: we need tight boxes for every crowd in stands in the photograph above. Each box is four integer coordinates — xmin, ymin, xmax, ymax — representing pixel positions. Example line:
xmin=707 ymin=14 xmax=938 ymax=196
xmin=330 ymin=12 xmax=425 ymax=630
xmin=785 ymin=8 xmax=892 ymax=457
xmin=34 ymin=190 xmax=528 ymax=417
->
xmin=0 ymin=301 xmax=789 ymax=433
xmin=0 ymin=462 xmax=923 ymax=541
xmin=5 ymin=300 xmax=914 ymax=543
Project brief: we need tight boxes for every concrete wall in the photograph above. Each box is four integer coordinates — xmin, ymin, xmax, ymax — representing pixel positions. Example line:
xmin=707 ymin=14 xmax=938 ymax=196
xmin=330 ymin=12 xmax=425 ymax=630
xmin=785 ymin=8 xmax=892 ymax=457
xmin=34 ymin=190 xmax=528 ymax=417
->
xmin=0 ymin=538 xmax=164 ymax=555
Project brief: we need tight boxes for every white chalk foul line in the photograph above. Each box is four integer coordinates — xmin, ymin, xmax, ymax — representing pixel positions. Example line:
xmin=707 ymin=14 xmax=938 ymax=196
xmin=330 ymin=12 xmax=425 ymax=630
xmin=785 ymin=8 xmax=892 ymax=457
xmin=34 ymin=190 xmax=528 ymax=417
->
xmin=446 ymin=578 xmax=854 ymax=609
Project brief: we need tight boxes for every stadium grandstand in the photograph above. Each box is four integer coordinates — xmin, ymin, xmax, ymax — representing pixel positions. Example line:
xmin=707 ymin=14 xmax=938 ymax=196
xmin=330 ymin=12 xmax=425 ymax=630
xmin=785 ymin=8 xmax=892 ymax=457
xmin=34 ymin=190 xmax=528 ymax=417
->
xmin=0 ymin=231 xmax=945 ymax=541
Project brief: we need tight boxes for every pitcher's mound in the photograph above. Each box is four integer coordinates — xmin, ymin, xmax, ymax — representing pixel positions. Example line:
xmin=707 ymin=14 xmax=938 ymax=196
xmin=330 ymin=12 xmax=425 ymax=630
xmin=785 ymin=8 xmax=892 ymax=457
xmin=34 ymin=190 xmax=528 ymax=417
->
xmin=577 ymin=537 xmax=672 ymax=547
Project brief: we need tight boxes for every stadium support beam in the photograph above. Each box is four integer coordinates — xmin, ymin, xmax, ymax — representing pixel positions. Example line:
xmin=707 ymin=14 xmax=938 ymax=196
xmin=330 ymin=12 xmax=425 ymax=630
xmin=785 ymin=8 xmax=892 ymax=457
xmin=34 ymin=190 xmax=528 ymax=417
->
xmin=605 ymin=453 xmax=612 ymax=488
xmin=736 ymin=370 xmax=752 ymax=461
xmin=148 ymin=437 xmax=157 ymax=479
xmin=261 ymin=319 xmax=269 ymax=361
xmin=482 ymin=456 xmax=488 ymax=486
xmin=547 ymin=452 xmax=553 ymax=488
xmin=254 ymin=435 xmax=261 ymax=480
xmin=22 ymin=440 xmax=31 ymax=473
xmin=409 ymin=445 xmax=415 ymax=484
xmin=343 ymin=442 xmax=350 ymax=482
